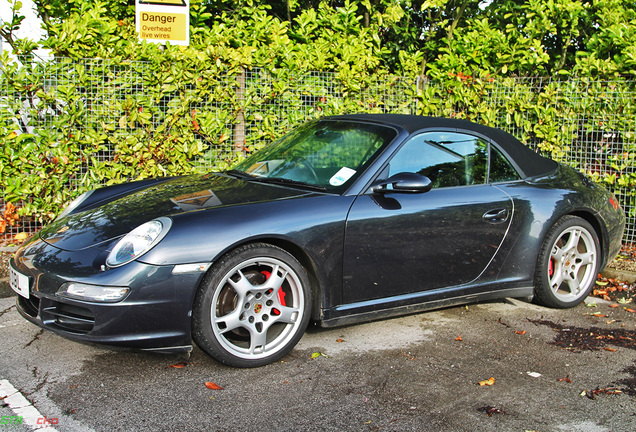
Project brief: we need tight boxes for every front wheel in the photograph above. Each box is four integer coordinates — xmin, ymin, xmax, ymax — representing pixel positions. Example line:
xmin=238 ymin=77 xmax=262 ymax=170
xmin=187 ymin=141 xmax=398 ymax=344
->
xmin=192 ymin=243 xmax=312 ymax=367
xmin=534 ymin=216 xmax=601 ymax=308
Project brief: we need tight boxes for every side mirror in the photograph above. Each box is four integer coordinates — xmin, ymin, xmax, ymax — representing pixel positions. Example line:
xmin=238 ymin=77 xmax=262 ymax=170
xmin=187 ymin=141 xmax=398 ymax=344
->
xmin=372 ymin=172 xmax=432 ymax=194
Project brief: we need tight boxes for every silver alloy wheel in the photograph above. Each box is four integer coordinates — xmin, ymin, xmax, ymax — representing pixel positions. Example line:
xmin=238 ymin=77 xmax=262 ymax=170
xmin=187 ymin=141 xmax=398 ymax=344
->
xmin=548 ymin=225 xmax=597 ymax=303
xmin=210 ymin=256 xmax=305 ymax=360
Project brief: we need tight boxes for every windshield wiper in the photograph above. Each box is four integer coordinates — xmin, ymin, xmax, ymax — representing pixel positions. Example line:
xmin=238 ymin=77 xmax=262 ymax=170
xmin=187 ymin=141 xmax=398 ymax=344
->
xmin=225 ymin=170 xmax=327 ymax=192
xmin=224 ymin=169 xmax=253 ymax=179
xmin=250 ymin=177 xmax=327 ymax=192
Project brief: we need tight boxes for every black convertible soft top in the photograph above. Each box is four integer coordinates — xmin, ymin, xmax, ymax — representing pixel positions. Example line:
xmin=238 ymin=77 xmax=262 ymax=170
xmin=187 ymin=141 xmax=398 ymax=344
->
xmin=325 ymin=114 xmax=558 ymax=179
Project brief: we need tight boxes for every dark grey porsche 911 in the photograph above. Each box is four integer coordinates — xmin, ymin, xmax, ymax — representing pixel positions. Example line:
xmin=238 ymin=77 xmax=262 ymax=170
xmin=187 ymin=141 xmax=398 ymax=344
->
xmin=9 ymin=114 xmax=625 ymax=367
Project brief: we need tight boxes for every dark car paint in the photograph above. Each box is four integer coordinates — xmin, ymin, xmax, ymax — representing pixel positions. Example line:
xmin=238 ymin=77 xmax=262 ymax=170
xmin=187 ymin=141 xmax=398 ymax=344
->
xmin=39 ymin=174 xmax=315 ymax=252
xmin=67 ymin=177 xmax=178 ymax=216
xmin=325 ymin=169 xmax=622 ymax=326
xmin=10 ymin=116 xmax=625 ymax=352
xmin=342 ymin=184 xmax=514 ymax=303
xmin=15 ymin=255 xmax=198 ymax=349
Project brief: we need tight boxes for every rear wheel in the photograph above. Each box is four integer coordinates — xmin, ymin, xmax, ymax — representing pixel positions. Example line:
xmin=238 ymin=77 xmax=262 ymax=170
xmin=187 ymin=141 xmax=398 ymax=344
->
xmin=192 ymin=243 xmax=311 ymax=367
xmin=534 ymin=216 xmax=600 ymax=308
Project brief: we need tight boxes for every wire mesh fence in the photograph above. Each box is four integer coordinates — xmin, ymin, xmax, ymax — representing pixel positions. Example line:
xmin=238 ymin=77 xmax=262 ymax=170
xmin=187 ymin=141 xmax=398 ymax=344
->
xmin=1 ymin=57 xmax=635 ymax=246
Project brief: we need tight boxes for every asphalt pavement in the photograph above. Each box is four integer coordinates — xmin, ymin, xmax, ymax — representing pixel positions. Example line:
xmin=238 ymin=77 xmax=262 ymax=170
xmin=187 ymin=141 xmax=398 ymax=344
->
xmin=1 ymin=286 xmax=635 ymax=432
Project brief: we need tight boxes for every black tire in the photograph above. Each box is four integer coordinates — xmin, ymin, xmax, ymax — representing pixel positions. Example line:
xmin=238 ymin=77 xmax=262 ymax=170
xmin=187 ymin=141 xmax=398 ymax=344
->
xmin=534 ymin=216 xmax=601 ymax=308
xmin=192 ymin=243 xmax=312 ymax=367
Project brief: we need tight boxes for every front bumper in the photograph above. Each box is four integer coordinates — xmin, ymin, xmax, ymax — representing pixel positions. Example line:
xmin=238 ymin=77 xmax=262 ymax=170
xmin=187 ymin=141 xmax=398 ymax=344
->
xmin=10 ymin=237 xmax=206 ymax=352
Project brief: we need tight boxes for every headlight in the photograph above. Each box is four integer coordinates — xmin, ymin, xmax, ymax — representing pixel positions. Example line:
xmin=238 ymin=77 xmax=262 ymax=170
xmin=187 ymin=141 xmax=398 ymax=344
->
xmin=57 ymin=190 xmax=95 ymax=220
xmin=106 ymin=217 xmax=172 ymax=268
xmin=57 ymin=283 xmax=130 ymax=303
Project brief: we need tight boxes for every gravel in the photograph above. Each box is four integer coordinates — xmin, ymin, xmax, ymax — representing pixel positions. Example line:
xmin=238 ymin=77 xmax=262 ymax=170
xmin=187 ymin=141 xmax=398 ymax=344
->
xmin=0 ymin=251 xmax=13 ymax=297
xmin=0 ymin=251 xmax=12 ymax=278
xmin=608 ymin=245 xmax=636 ymax=273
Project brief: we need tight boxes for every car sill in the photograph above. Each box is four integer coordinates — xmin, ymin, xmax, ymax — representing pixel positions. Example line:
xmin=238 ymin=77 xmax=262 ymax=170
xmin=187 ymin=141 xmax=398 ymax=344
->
xmin=320 ymin=286 xmax=534 ymax=328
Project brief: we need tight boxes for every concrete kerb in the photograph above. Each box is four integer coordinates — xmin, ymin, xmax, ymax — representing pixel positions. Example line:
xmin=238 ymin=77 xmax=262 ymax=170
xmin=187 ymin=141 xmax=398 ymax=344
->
xmin=602 ymin=267 xmax=636 ymax=284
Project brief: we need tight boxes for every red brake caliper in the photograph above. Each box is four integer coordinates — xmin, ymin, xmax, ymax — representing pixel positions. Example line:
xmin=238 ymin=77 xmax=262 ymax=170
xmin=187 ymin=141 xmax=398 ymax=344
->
xmin=549 ymin=258 xmax=554 ymax=277
xmin=260 ymin=271 xmax=286 ymax=315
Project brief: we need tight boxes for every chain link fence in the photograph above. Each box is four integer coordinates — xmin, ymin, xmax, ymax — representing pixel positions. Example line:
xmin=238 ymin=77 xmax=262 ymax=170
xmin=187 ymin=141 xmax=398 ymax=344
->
xmin=1 ymin=58 xmax=635 ymax=245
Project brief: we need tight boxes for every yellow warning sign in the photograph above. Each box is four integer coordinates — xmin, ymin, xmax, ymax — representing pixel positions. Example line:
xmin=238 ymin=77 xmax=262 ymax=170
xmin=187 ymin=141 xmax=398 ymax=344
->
xmin=136 ymin=0 xmax=190 ymax=45
xmin=139 ymin=12 xmax=187 ymax=41
xmin=139 ymin=0 xmax=186 ymax=5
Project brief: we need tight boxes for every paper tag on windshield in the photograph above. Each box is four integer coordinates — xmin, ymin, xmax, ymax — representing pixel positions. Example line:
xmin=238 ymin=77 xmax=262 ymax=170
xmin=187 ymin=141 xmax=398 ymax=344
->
xmin=329 ymin=167 xmax=356 ymax=186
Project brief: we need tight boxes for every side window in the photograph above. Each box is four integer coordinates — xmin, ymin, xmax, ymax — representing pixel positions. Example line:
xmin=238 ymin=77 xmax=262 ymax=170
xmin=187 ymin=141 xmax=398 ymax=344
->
xmin=388 ymin=132 xmax=487 ymax=188
xmin=490 ymin=146 xmax=521 ymax=182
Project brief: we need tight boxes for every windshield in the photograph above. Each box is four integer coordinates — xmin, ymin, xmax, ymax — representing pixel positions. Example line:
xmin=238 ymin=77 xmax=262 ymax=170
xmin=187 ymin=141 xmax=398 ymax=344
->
xmin=232 ymin=120 xmax=397 ymax=192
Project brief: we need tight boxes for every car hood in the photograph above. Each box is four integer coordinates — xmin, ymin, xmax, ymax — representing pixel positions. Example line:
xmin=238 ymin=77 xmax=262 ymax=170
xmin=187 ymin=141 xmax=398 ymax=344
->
xmin=38 ymin=173 xmax=313 ymax=251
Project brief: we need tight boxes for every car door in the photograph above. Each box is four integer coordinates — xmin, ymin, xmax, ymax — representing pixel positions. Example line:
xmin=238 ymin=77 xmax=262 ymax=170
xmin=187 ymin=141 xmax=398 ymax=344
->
xmin=342 ymin=131 xmax=516 ymax=303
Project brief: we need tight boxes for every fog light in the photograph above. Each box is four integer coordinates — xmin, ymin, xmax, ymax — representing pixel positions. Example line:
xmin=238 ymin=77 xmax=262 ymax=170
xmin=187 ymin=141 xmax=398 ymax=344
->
xmin=57 ymin=283 xmax=130 ymax=303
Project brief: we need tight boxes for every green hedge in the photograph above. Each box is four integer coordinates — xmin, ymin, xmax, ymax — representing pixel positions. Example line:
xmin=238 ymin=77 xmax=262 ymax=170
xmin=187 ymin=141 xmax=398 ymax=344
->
xmin=1 ymin=55 xmax=635 ymax=243
xmin=0 ymin=54 xmax=413 ymax=226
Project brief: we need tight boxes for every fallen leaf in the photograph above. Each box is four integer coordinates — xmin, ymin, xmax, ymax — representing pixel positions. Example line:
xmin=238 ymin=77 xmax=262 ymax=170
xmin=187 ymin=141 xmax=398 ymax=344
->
xmin=604 ymin=347 xmax=618 ymax=352
xmin=310 ymin=352 xmax=321 ymax=359
xmin=478 ymin=377 xmax=495 ymax=386
xmin=477 ymin=405 xmax=505 ymax=416
xmin=557 ymin=376 xmax=572 ymax=383
xmin=400 ymin=350 xmax=416 ymax=360
xmin=455 ymin=335 xmax=463 ymax=341
xmin=168 ymin=361 xmax=190 ymax=369
xmin=205 ymin=382 xmax=224 ymax=390
xmin=514 ymin=330 xmax=526 ymax=335
xmin=591 ymin=312 xmax=608 ymax=317
xmin=586 ymin=387 xmax=622 ymax=399
xmin=625 ymin=308 xmax=636 ymax=313
xmin=609 ymin=304 xmax=620 ymax=308
xmin=596 ymin=281 xmax=609 ymax=286
xmin=336 ymin=338 xmax=345 ymax=343
xmin=14 ymin=232 xmax=28 ymax=240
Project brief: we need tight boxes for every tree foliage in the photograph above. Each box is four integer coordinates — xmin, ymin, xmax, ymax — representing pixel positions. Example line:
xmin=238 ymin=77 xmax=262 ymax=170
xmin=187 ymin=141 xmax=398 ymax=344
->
xmin=3 ymin=0 xmax=636 ymax=77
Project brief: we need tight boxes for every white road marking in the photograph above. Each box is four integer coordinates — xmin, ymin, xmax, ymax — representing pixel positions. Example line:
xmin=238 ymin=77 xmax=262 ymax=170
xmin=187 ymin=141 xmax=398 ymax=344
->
xmin=0 ymin=379 xmax=58 ymax=431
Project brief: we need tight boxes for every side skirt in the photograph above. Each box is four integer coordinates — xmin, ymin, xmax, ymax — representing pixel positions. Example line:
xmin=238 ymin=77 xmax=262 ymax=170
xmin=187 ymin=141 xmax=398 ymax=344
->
xmin=319 ymin=286 xmax=534 ymax=328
